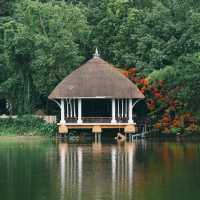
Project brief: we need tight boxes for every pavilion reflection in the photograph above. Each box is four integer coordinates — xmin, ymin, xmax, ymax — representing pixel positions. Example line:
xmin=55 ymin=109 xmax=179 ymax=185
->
xmin=58 ymin=141 xmax=140 ymax=200
xmin=111 ymin=142 xmax=136 ymax=200
xmin=58 ymin=142 xmax=83 ymax=200
xmin=92 ymin=141 xmax=102 ymax=154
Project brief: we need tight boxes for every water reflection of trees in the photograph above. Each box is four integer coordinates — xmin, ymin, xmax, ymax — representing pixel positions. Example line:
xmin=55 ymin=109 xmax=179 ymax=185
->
xmin=0 ymin=139 xmax=200 ymax=200
xmin=58 ymin=140 xmax=200 ymax=200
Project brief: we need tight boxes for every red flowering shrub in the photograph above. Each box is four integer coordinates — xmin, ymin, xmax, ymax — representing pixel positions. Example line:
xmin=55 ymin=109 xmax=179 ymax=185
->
xmin=122 ymin=67 xmax=199 ymax=134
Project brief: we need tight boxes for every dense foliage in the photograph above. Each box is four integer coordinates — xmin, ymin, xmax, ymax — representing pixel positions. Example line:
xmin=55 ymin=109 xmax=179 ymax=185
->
xmin=0 ymin=115 xmax=57 ymax=136
xmin=0 ymin=0 xmax=89 ymax=113
xmin=0 ymin=0 xmax=199 ymax=134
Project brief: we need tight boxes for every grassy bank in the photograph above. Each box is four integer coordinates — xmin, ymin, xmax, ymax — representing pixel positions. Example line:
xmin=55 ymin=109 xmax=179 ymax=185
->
xmin=0 ymin=115 xmax=57 ymax=136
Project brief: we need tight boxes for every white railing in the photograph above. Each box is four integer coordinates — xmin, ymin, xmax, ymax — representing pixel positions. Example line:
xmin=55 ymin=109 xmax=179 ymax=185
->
xmin=65 ymin=117 xmax=130 ymax=124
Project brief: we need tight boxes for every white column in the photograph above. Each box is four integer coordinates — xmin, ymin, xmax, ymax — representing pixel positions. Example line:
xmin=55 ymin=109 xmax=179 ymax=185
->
xmin=125 ymin=99 xmax=127 ymax=117
xmin=60 ymin=99 xmax=66 ymax=124
xmin=73 ymin=99 xmax=76 ymax=117
xmin=77 ymin=99 xmax=83 ymax=124
xmin=128 ymin=99 xmax=133 ymax=124
xmin=69 ymin=99 xmax=72 ymax=117
xmin=117 ymin=99 xmax=120 ymax=117
xmin=111 ymin=99 xmax=117 ymax=124
xmin=122 ymin=99 xmax=124 ymax=117
xmin=66 ymin=99 xmax=69 ymax=118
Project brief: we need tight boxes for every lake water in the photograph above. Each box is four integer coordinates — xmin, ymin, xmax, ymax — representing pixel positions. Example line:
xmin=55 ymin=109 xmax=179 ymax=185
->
xmin=0 ymin=137 xmax=200 ymax=200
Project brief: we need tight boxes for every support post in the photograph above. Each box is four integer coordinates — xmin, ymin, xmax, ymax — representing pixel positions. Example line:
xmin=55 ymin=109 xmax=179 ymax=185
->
xmin=73 ymin=99 xmax=76 ymax=117
xmin=66 ymin=99 xmax=69 ymax=118
xmin=117 ymin=99 xmax=120 ymax=117
xmin=60 ymin=99 xmax=66 ymax=124
xmin=125 ymin=99 xmax=127 ymax=117
xmin=128 ymin=99 xmax=133 ymax=124
xmin=69 ymin=99 xmax=72 ymax=117
xmin=111 ymin=99 xmax=117 ymax=124
xmin=122 ymin=99 xmax=124 ymax=117
xmin=77 ymin=99 xmax=83 ymax=124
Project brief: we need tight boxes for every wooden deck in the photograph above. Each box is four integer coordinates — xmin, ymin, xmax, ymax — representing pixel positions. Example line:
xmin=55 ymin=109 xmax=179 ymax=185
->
xmin=58 ymin=121 xmax=136 ymax=134
xmin=58 ymin=123 xmax=135 ymax=128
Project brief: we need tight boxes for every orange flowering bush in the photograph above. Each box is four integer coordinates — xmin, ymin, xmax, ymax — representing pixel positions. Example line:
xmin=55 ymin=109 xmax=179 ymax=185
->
xmin=122 ymin=67 xmax=199 ymax=134
xmin=163 ymin=112 xmax=198 ymax=134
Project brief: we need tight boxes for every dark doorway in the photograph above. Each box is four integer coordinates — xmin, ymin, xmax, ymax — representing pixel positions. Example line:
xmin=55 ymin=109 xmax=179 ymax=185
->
xmin=82 ymin=99 xmax=111 ymax=117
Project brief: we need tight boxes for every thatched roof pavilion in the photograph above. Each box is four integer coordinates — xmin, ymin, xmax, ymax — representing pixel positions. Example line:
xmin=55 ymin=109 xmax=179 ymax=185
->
xmin=49 ymin=49 xmax=144 ymax=135
xmin=49 ymin=56 xmax=144 ymax=99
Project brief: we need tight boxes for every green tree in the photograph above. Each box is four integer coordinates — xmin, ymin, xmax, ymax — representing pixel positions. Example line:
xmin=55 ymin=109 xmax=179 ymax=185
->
xmin=113 ymin=0 xmax=200 ymax=72
xmin=175 ymin=54 xmax=200 ymax=115
xmin=1 ymin=0 xmax=89 ymax=114
xmin=0 ymin=0 xmax=15 ymax=17
xmin=148 ymin=53 xmax=200 ymax=118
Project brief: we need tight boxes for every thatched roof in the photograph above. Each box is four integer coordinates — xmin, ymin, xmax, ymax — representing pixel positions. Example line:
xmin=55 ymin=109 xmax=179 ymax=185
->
xmin=49 ymin=57 xmax=145 ymax=99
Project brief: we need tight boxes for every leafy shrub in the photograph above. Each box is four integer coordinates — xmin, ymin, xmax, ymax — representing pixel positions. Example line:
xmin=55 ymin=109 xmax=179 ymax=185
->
xmin=0 ymin=115 xmax=57 ymax=136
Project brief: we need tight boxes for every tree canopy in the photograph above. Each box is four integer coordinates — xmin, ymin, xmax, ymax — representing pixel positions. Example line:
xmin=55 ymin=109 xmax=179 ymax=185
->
xmin=1 ymin=0 xmax=89 ymax=113
xmin=0 ymin=0 xmax=199 ymax=125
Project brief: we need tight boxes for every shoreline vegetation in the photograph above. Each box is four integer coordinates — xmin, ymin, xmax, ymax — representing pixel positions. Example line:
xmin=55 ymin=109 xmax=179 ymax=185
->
xmin=0 ymin=115 xmax=57 ymax=136
xmin=0 ymin=115 xmax=199 ymax=137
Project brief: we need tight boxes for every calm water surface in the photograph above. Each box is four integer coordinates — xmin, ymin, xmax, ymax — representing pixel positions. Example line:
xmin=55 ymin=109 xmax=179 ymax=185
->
xmin=0 ymin=137 xmax=200 ymax=200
